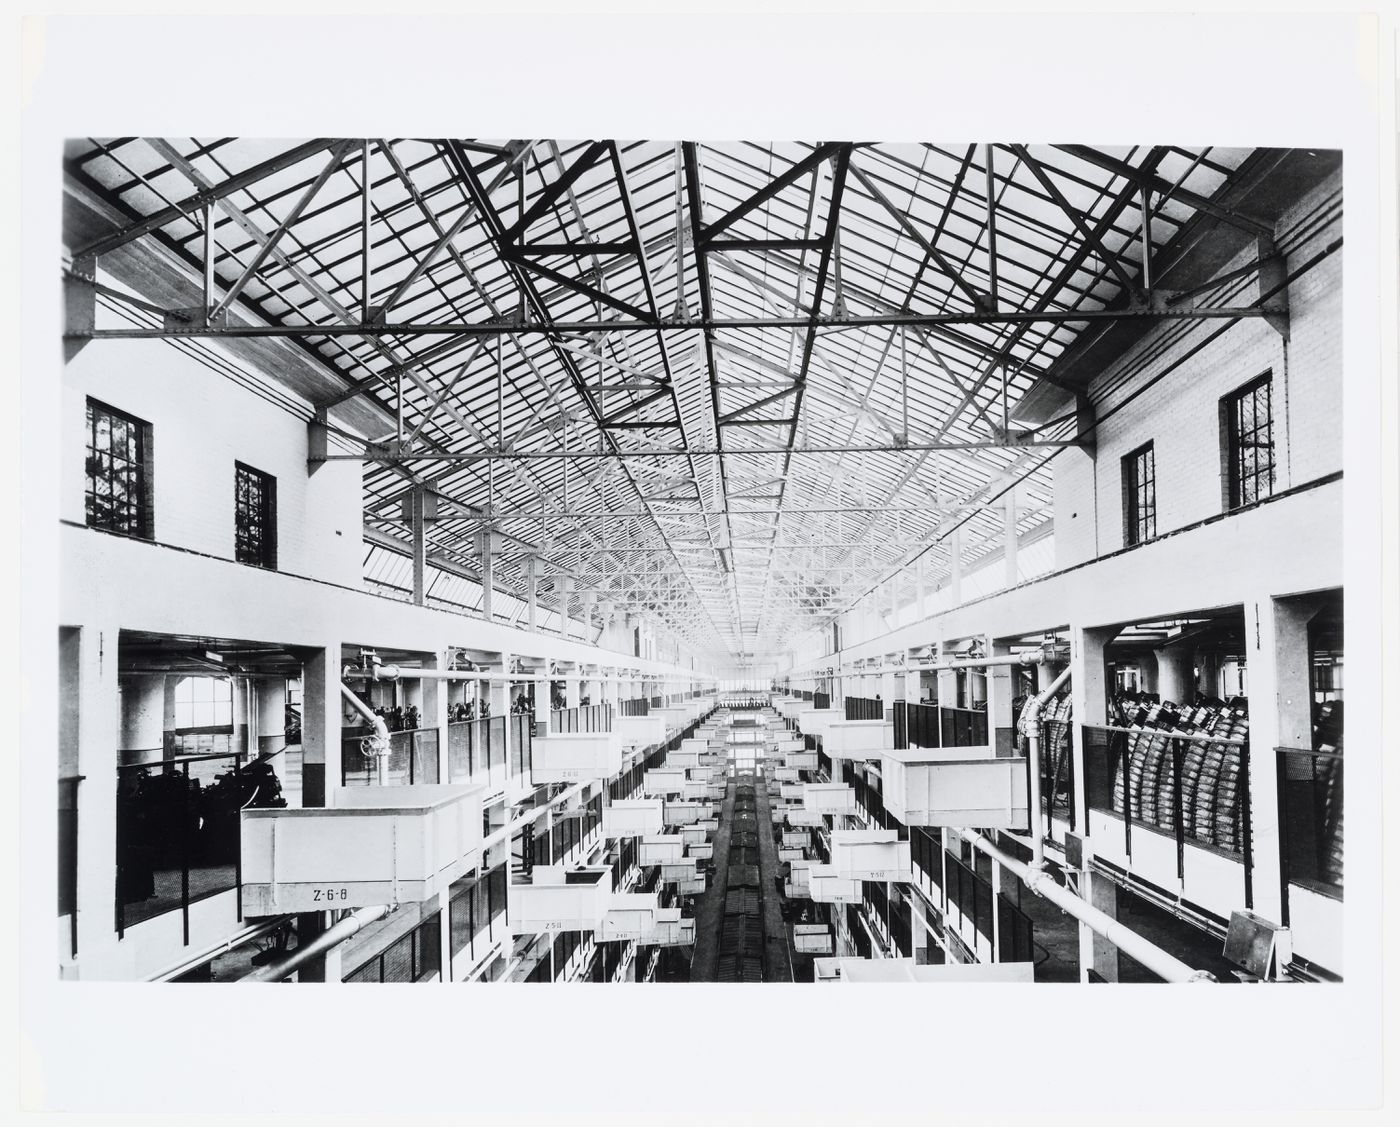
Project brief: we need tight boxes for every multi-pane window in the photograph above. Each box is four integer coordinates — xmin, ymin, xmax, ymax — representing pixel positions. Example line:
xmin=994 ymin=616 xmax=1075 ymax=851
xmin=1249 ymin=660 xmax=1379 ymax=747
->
xmin=173 ymin=676 xmax=233 ymax=730
xmin=1122 ymin=441 xmax=1156 ymax=545
xmin=234 ymin=462 xmax=277 ymax=568
xmin=1222 ymin=373 xmax=1276 ymax=509
xmin=85 ymin=398 xmax=152 ymax=538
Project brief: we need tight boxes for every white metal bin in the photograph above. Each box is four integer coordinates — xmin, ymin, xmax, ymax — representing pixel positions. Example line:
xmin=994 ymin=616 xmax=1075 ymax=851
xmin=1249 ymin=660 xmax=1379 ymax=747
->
xmin=640 ymin=835 xmax=686 ymax=866
xmin=601 ymin=799 xmax=664 ymax=839
xmin=803 ymin=782 xmax=856 ymax=815
xmin=600 ymin=892 xmax=662 ymax=940
xmin=822 ymin=720 xmax=894 ymax=759
xmin=614 ymin=714 xmax=666 ymax=748
xmin=808 ymin=865 xmax=862 ymax=903
xmin=829 ymin=829 xmax=911 ymax=882
xmin=532 ymin=731 xmax=623 ymax=783
xmin=508 ymin=865 xmax=613 ymax=934
xmin=881 ymin=746 xmax=1028 ymax=829
xmin=643 ymin=767 xmax=688 ymax=797
xmin=241 ymin=783 xmax=485 ymax=915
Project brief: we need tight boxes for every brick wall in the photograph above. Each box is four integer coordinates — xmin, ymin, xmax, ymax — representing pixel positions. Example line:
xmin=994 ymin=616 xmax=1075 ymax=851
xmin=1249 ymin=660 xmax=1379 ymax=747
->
xmin=1054 ymin=168 xmax=1342 ymax=569
xmin=63 ymin=327 xmax=364 ymax=588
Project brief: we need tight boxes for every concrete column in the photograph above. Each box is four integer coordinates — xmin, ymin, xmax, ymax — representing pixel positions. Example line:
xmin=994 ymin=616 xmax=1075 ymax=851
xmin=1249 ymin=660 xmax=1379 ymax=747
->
xmin=1197 ymin=651 xmax=1221 ymax=698
xmin=1079 ymin=869 xmax=1119 ymax=982
xmin=1070 ymin=625 xmax=1116 ymax=831
xmin=916 ymin=557 xmax=927 ymax=618
xmin=488 ymin=657 xmax=510 ymax=719
xmin=230 ymin=678 xmax=250 ymax=758
xmin=301 ymin=643 xmax=344 ymax=809
xmin=565 ymin=666 xmax=581 ymax=709
xmin=74 ymin=617 xmax=123 ymax=964
xmin=422 ymin=653 xmax=446 ymax=780
xmin=988 ymin=641 xmax=1016 ymax=758
xmin=1136 ymin=651 xmax=1160 ymax=696
xmin=255 ymin=677 xmax=288 ymax=757
xmin=119 ymin=674 xmax=166 ymax=765
xmin=1154 ymin=643 xmax=1196 ymax=705
xmin=1243 ymin=594 xmax=1302 ymax=925
xmin=880 ymin=669 xmax=898 ymax=716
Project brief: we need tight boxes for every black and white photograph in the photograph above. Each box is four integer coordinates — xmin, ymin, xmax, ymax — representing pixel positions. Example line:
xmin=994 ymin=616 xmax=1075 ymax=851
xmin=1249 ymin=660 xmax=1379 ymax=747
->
xmin=15 ymin=6 xmax=1397 ymax=1122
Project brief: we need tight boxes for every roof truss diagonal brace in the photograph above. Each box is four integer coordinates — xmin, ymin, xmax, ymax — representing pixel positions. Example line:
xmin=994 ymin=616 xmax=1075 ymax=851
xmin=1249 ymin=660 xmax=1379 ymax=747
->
xmin=846 ymin=158 xmax=992 ymax=313
xmin=1009 ymin=143 xmax=1145 ymax=305
xmin=73 ymin=138 xmax=342 ymax=260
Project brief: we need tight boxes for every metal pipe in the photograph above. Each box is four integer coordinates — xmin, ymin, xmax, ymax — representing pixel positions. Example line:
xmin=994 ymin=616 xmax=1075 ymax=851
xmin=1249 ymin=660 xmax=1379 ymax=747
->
xmin=340 ymin=683 xmax=391 ymax=787
xmin=344 ymin=665 xmax=718 ymax=686
xmin=1023 ymin=665 xmax=1072 ymax=870
xmin=958 ymin=827 xmax=1213 ymax=982
xmin=239 ymin=905 xmax=389 ymax=982
xmin=148 ymin=915 xmax=295 ymax=982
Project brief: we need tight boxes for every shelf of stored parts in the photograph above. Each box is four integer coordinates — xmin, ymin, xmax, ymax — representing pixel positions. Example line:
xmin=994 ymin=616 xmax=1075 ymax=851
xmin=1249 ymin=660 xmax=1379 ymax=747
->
xmin=241 ymin=782 xmax=485 ymax=915
xmin=881 ymin=745 xmax=1029 ymax=830
xmin=532 ymin=730 xmax=623 ymax=783
xmin=829 ymin=828 xmax=911 ymax=881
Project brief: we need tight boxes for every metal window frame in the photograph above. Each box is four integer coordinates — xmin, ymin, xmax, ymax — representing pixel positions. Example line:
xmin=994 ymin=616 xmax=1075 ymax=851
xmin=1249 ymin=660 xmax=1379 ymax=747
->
xmin=85 ymin=396 xmax=154 ymax=540
xmin=234 ymin=460 xmax=278 ymax=569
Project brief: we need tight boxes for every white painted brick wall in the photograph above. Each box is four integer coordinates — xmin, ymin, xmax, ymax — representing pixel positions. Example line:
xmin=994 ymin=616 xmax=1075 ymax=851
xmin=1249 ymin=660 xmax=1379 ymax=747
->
xmin=1054 ymin=169 xmax=1342 ymax=568
xmin=63 ymin=333 xmax=364 ymax=588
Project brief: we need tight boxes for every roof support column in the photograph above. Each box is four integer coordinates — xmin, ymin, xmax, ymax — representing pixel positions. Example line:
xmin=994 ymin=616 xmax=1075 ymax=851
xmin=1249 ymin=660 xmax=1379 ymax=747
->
xmin=558 ymin=575 xmax=574 ymax=638
xmin=478 ymin=527 xmax=501 ymax=623
xmin=1003 ymin=477 xmax=1019 ymax=589
xmin=525 ymin=556 xmax=538 ymax=632
xmin=409 ymin=488 xmax=428 ymax=606
xmin=949 ymin=526 xmax=963 ymax=607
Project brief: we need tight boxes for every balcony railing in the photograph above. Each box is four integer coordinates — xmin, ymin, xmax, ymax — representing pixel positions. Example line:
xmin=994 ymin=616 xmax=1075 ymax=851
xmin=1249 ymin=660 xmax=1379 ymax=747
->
xmin=59 ymin=775 xmax=82 ymax=958
xmin=445 ymin=715 xmax=507 ymax=781
xmin=619 ymin=697 xmax=650 ymax=717
xmin=1276 ymin=746 xmax=1343 ymax=898
xmin=448 ymin=863 xmax=508 ymax=978
xmin=1082 ymin=722 xmax=1253 ymax=906
xmin=115 ymin=750 xmax=270 ymax=939
xmin=893 ymin=700 xmax=988 ymax=750
xmin=550 ymin=703 xmax=614 ymax=734
xmin=344 ymin=910 xmax=442 ymax=983
xmin=342 ymin=727 xmax=441 ymax=786
xmin=844 ymin=696 xmax=884 ymax=721
xmin=813 ymin=691 xmax=831 ymax=710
